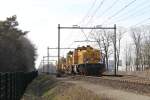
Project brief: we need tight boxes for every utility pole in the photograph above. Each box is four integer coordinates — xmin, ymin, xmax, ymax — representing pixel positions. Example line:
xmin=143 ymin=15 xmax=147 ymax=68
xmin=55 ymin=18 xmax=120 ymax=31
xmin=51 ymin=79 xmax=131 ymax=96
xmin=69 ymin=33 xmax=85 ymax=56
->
xmin=43 ymin=56 xmax=45 ymax=73
xmin=47 ymin=47 xmax=50 ymax=74
xmin=39 ymin=61 xmax=43 ymax=73
xmin=58 ymin=24 xmax=60 ymax=72
xmin=114 ymin=24 xmax=117 ymax=76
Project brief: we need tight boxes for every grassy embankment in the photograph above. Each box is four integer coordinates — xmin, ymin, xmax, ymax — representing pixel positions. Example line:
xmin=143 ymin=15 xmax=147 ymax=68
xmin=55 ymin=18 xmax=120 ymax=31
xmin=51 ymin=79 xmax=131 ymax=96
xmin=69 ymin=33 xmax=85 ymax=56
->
xmin=22 ymin=75 xmax=113 ymax=100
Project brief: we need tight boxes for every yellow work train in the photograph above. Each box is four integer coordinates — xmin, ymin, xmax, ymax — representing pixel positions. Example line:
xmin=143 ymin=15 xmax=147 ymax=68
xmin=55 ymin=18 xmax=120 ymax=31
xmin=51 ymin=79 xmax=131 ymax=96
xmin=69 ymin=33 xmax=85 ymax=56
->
xmin=60 ymin=45 xmax=105 ymax=76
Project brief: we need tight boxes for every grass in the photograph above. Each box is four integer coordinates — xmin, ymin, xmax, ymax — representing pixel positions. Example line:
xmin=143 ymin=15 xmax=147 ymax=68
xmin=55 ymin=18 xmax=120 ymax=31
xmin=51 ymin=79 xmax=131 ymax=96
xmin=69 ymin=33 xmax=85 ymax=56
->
xmin=22 ymin=74 xmax=58 ymax=99
xmin=43 ymin=85 xmax=112 ymax=100
xmin=22 ymin=74 xmax=114 ymax=100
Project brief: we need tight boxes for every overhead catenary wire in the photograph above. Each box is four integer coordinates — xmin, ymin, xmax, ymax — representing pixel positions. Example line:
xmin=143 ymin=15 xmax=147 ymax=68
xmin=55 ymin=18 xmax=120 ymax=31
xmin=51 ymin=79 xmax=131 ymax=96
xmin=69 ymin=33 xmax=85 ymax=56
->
xmin=89 ymin=0 xmax=119 ymax=31
xmin=84 ymin=0 xmax=118 ymax=44
xmin=79 ymin=0 xmax=97 ymax=25
xmin=102 ymin=0 xmax=137 ymax=25
xmin=114 ymin=9 xmax=150 ymax=26
xmin=91 ymin=0 xmax=119 ymax=25
xmin=63 ymin=30 xmax=88 ymax=50
xmin=110 ymin=0 xmax=150 ymax=24
xmin=62 ymin=0 xmax=98 ymax=51
xmin=83 ymin=0 xmax=106 ymax=42
xmin=87 ymin=28 xmax=94 ymax=40
xmin=66 ymin=28 xmax=95 ymax=50
xmin=99 ymin=0 xmax=118 ymax=17
xmin=60 ymin=31 xmax=77 ymax=56
xmin=131 ymin=17 xmax=150 ymax=27
xmin=86 ymin=0 xmax=106 ymax=26
xmin=79 ymin=29 xmax=96 ymax=45
xmin=79 ymin=0 xmax=106 ymax=45
xmin=61 ymin=29 xmax=91 ymax=55
xmin=109 ymin=0 xmax=137 ymax=18
xmin=81 ymin=29 xmax=89 ymax=40
xmin=77 ymin=0 xmax=98 ymax=47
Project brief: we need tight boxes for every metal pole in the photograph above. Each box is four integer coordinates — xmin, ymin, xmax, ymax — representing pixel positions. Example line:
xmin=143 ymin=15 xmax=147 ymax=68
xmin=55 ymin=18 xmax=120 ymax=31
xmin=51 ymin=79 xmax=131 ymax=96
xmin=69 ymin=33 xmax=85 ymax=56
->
xmin=47 ymin=47 xmax=50 ymax=74
xmin=43 ymin=57 xmax=45 ymax=73
xmin=39 ymin=61 xmax=42 ymax=73
xmin=114 ymin=24 xmax=117 ymax=76
xmin=58 ymin=24 xmax=60 ymax=73
xmin=59 ymin=26 xmax=114 ymax=29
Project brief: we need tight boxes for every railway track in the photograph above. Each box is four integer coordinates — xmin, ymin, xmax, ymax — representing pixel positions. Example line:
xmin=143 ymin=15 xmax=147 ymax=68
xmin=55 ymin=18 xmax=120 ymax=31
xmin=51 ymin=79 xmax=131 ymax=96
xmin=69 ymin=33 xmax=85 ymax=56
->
xmin=71 ymin=75 xmax=150 ymax=85
xmin=69 ymin=75 xmax=150 ymax=95
xmin=102 ymin=75 xmax=150 ymax=85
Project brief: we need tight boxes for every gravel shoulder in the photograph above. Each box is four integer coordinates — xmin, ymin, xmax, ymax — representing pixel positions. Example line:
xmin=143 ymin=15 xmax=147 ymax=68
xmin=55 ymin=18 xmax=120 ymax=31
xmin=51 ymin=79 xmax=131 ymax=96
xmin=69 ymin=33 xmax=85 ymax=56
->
xmin=65 ymin=80 xmax=150 ymax=100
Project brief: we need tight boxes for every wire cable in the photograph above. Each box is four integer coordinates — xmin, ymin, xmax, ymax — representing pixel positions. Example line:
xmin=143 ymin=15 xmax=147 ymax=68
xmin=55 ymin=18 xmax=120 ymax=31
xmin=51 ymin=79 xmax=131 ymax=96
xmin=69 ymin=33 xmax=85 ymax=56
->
xmin=63 ymin=0 xmax=98 ymax=50
xmin=92 ymin=0 xmax=119 ymax=25
xmin=102 ymin=0 xmax=137 ymax=25
xmin=77 ymin=0 xmax=99 ymax=46
xmin=86 ymin=0 xmax=106 ymax=26
xmin=89 ymin=0 xmax=119 ymax=28
xmin=131 ymin=17 xmax=150 ymax=27
xmin=110 ymin=0 xmax=150 ymax=24
xmin=84 ymin=0 xmax=106 ymax=39
xmin=78 ymin=0 xmax=97 ymax=25
xmin=81 ymin=29 xmax=89 ymax=40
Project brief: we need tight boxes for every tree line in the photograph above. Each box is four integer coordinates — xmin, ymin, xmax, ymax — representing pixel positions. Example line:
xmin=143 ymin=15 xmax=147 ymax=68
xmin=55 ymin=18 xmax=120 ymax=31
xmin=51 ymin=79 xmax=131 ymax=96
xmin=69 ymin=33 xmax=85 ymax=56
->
xmin=0 ymin=15 xmax=36 ymax=72
xmin=90 ymin=25 xmax=150 ymax=71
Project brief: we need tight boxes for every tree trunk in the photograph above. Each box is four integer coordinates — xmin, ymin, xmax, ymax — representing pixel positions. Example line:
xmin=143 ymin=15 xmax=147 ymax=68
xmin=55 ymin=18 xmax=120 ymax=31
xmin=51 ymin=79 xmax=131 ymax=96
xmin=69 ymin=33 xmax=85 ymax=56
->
xmin=106 ymin=56 xmax=109 ymax=71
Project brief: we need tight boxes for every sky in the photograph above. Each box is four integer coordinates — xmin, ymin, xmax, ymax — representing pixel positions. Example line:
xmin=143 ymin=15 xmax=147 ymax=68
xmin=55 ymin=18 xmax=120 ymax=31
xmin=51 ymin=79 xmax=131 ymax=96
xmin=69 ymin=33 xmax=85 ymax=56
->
xmin=0 ymin=0 xmax=150 ymax=68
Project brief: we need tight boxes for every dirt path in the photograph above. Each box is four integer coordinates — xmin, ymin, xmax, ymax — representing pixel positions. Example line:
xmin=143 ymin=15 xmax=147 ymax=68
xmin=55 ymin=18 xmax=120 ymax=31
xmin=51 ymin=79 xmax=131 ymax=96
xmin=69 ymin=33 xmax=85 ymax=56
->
xmin=66 ymin=80 xmax=150 ymax=100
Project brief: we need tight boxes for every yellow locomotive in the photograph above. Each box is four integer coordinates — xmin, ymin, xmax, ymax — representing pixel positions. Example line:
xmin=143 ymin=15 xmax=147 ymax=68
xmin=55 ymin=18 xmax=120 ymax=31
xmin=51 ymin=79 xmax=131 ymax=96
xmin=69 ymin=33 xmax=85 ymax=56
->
xmin=60 ymin=45 xmax=105 ymax=75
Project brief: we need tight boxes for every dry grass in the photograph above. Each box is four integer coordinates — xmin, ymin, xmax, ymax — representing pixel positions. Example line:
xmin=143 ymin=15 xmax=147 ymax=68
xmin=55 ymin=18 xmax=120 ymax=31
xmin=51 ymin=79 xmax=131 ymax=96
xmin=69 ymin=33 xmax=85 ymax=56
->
xmin=22 ymin=75 xmax=114 ymax=100
xmin=43 ymin=85 xmax=112 ymax=100
xmin=22 ymin=74 xmax=58 ymax=99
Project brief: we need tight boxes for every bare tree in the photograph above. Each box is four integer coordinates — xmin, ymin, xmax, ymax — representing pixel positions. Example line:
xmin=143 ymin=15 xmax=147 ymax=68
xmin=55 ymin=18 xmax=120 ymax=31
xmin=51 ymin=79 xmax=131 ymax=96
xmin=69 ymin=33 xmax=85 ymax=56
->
xmin=0 ymin=15 xmax=37 ymax=72
xmin=91 ymin=29 xmax=112 ymax=70
xmin=130 ymin=27 xmax=142 ymax=71
xmin=124 ymin=43 xmax=133 ymax=71
xmin=101 ymin=30 xmax=113 ymax=70
xmin=141 ymin=26 xmax=150 ymax=70
xmin=116 ymin=27 xmax=126 ymax=71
